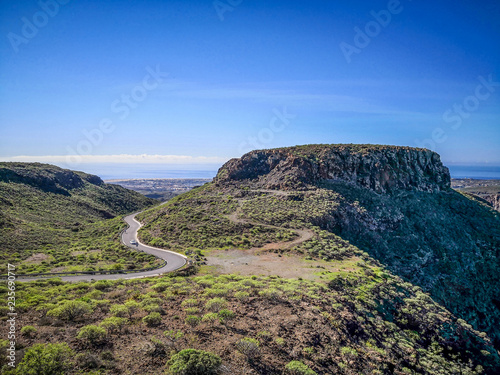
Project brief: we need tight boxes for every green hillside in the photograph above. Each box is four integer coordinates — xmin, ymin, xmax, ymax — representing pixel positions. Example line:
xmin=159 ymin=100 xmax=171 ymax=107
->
xmin=2 ymin=150 xmax=500 ymax=374
xmin=0 ymin=162 xmax=158 ymax=274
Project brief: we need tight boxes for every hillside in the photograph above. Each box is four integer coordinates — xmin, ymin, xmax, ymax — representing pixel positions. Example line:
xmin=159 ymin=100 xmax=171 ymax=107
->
xmin=2 ymin=151 xmax=500 ymax=375
xmin=0 ymin=162 xmax=159 ymax=274
xmin=137 ymin=145 xmax=500 ymax=352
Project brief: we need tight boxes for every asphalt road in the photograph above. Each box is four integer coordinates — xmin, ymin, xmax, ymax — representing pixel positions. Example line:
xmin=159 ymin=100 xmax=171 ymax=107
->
xmin=17 ymin=213 xmax=187 ymax=283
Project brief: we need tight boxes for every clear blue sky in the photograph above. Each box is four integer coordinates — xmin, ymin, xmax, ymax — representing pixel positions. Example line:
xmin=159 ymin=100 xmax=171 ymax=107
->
xmin=1 ymin=0 xmax=499 ymax=171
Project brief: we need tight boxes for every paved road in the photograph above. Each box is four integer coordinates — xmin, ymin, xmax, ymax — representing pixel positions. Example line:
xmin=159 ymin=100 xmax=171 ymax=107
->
xmin=17 ymin=213 xmax=187 ymax=283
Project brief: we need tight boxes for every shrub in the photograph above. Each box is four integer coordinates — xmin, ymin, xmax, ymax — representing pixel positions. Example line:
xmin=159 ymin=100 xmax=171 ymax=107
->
xmin=234 ymin=291 xmax=250 ymax=301
xmin=181 ymin=298 xmax=198 ymax=307
xmin=143 ymin=304 xmax=163 ymax=314
xmin=15 ymin=343 xmax=73 ymax=375
xmin=20 ymin=325 xmax=37 ymax=338
xmin=99 ymin=317 xmax=128 ymax=333
xmin=236 ymin=338 xmax=260 ymax=359
xmin=204 ymin=297 xmax=227 ymax=312
xmin=285 ymin=360 xmax=317 ymax=375
xmin=152 ymin=282 xmax=169 ymax=292
xmin=166 ymin=348 xmax=222 ymax=375
xmin=202 ymin=312 xmax=219 ymax=324
xmin=75 ymin=351 xmax=101 ymax=369
xmin=218 ymin=309 xmax=236 ymax=322
xmin=92 ymin=299 xmax=110 ymax=313
xmin=47 ymin=300 xmax=92 ymax=321
xmin=143 ymin=312 xmax=162 ymax=327
xmin=77 ymin=325 xmax=107 ymax=346
xmin=185 ymin=315 xmax=201 ymax=327
xmin=110 ymin=304 xmax=129 ymax=318
xmin=93 ymin=280 xmax=111 ymax=291
xmin=124 ymin=300 xmax=140 ymax=317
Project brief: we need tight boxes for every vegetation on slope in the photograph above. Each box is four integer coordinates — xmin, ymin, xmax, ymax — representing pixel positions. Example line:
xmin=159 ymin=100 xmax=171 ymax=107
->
xmin=2 ymin=268 xmax=499 ymax=374
xmin=137 ymin=146 xmax=500 ymax=351
xmin=0 ymin=163 xmax=158 ymax=273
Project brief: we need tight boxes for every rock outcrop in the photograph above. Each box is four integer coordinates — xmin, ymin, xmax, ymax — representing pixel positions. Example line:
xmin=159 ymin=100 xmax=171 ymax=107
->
xmin=216 ymin=144 xmax=451 ymax=193
xmin=0 ymin=162 xmax=104 ymax=195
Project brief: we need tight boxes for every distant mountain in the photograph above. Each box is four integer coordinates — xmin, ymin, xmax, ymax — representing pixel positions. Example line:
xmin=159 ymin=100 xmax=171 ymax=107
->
xmin=137 ymin=144 xmax=500 ymax=363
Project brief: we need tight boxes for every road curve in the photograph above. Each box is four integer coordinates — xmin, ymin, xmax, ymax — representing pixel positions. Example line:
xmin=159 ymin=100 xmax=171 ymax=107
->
xmin=17 ymin=213 xmax=187 ymax=283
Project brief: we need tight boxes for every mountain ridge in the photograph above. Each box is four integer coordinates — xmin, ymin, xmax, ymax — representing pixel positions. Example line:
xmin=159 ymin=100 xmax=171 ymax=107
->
xmin=216 ymin=144 xmax=451 ymax=193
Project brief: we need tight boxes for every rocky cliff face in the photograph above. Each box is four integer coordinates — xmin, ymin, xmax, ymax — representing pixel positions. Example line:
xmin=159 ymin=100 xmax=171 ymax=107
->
xmin=216 ymin=144 xmax=451 ymax=193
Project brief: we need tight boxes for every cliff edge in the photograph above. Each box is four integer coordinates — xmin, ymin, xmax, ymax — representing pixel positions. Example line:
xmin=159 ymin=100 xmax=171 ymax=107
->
xmin=216 ymin=144 xmax=451 ymax=193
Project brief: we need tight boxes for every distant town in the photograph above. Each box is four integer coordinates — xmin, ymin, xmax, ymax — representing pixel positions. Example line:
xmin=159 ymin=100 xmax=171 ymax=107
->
xmin=105 ymin=178 xmax=212 ymax=201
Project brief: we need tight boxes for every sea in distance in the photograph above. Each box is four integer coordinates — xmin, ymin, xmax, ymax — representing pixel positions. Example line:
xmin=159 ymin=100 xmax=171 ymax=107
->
xmin=67 ymin=163 xmax=500 ymax=181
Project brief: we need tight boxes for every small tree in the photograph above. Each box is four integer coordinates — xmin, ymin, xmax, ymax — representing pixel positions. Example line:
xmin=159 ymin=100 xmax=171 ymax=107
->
xmin=167 ymin=348 xmax=221 ymax=375
xmin=15 ymin=343 xmax=73 ymax=375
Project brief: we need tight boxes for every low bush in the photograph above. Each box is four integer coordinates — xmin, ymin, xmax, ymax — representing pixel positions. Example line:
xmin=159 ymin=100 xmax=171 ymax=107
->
xmin=15 ymin=343 xmax=73 ymax=375
xmin=47 ymin=300 xmax=93 ymax=321
xmin=77 ymin=325 xmax=107 ymax=346
xmin=166 ymin=348 xmax=222 ymax=375
xmin=285 ymin=360 xmax=317 ymax=375
xmin=143 ymin=312 xmax=162 ymax=327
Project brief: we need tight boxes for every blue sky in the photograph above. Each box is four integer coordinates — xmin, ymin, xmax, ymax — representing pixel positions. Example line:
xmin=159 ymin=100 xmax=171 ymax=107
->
xmin=0 ymin=0 xmax=499 ymax=173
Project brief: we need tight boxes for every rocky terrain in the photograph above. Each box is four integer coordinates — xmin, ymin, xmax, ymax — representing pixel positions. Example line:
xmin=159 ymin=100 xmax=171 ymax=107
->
xmin=216 ymin=144 xmax=450 ymax=193
xmin=156 ymin=144 xmax=500 ymax=349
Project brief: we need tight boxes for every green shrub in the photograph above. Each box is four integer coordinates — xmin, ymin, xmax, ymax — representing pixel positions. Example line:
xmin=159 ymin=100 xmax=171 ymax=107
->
xmin=47 ymin=300 xmax=92 ymax=321
xmin=20 ymin=325 xmax=37 ymax=338
xmin=110 ymin=304 xmax=129 ymax=317
xmin=201 ymin=312 xmax=219 ymax=324
xmin=77 ymin=325 xmax=107 ymax=345
xmin=124 ymin=300 xmax=140 ymax=317
xmin=204 ymin=297 xmax=227 ymax=312
xmin=185 ymin=315 xmax=201 ymax=327
xmin=143 ymin=312 xmax=162 ymax=327
xmin=285 ymin=360 xmax=317 ymax=375
xmin=218 ymin=309 xmax=236 ymax=322
xmin=93 ymin=280 xmax=111 ymax=291
xmin=99 ymin=317 xmax=128 ymax=333
xmin=152 ymin=282 xmax=169 ymax=292
xmin=181 ymin=298 xmax=198 ymax=307
xmin=15 ymin=343 xmax=73 ymax=375
xmin=234 ymin=291 xmax=250 ymax=301
xmin=166 ymin=348 xmax=222 ymax=375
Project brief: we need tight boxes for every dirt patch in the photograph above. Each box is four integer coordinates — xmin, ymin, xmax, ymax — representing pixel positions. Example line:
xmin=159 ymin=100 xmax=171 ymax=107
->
xmin=25 ymin=253 xmax=50 ymax=264
xmin=206 ymin=249 xmax=359 ymax=279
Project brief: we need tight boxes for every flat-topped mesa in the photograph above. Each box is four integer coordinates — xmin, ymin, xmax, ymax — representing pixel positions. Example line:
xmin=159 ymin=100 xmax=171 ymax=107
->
xmin=215 ymin=144 xmax=451 ymax=193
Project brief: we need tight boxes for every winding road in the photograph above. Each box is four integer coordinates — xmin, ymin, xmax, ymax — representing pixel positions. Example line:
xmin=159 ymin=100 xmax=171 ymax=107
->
xmin=17 ymin=213 xmax=187 ymax=283
xmin=17 ymin=189 xmax=314 ymax=282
